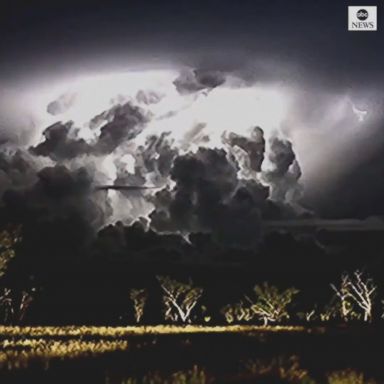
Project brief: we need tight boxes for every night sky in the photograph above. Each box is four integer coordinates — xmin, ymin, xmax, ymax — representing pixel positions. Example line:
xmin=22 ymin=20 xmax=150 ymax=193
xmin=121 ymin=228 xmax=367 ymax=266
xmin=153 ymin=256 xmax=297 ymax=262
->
xmin=1 ymin=0 xmax=384 ymax=244
xmin=0 ymin=0 xmax=383 ymax=84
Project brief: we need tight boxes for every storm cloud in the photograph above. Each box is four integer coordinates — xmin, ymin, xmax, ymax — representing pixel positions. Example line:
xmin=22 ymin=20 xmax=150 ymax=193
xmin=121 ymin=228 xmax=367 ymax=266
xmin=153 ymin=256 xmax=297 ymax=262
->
xmin=173 ymin=69 xmax=225 ymax=94
xmin=30 ymin=122 xmax=91 ymax=160
xmin=264 ymin=136 xmax=303 ymax=204
xmin=0 ymin=68 xmax=310 ymax=251
xmin=94 ymin=102 xmax=148 ymax=155
xmin=30 ymin=101 xmax=149 ymax=161
xmin=149 ymin=147 xmax=270 ymax=246
xmin=224 ymin=126 xmax=265 ymax=174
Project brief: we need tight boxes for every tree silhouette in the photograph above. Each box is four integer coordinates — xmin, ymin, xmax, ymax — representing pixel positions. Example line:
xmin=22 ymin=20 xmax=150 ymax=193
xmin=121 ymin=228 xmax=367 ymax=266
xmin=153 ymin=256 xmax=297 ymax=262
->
xmin=157 ymin=276 xmax=203 ymax=323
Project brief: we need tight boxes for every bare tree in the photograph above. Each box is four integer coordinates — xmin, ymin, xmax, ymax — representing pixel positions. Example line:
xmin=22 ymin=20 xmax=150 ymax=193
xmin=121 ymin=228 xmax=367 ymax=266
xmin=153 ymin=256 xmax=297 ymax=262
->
xmin=129 ymin=288 xmax=147 ymax=323
xmin=305 ymin=309 xmax=316 ymax=322
xmin=157 ymin=276 xmax=203 ymax=323
xmin=221 ymin=304 xmax=235 ymax=324
xmin=246 ymin=283 xmax=299 ymax=326
xmin=0 ymin=288 xmax=35 ymax=324
xmin=0 ymin=227 xmax=35 ymax=325
xmin=347 ymin=271 xmax=376 ymax=322
xmin=0 ymin=288 xmax=14 ymax=324
xmin=330 ymin=273 xmax=355 ymax=321
xmin=17 ymin=289 xmax=35 ymax=323
xmin=297 ymin=307 xmax=317 ymax=322
xmin=331 ymin=270 xmax=376 ymax=322
xmin=0 ymin=227 xmax=21 ymax=278
xmin=319 ymin=300 xmax=339 ymax=322
xmin=221 ymin=301 xmax=253 ymax=324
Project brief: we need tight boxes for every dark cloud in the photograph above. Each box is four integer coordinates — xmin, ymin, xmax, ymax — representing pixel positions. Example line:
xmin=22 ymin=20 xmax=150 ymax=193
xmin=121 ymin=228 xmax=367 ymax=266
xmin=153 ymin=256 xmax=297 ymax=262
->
xmin=134 ymin=132 xmax=178 ymax=185
xmin=264 ymin=136 xmax=303 ymax=204
xmin=149 ymin=147 xmax=268 ymax=246
xmin=113 ymin=170 xmax=146 ymax=191
xmin=267 ymin=137 xmax=296 ymax=177
xmin=0 ymin=113 xmax=307 ymax=253
xmin=173 ymin=69 xmax=225 ymax=94
xmin=150 ymin=148 xmax=238 ymax=234
xmin=109 ymin=169 xmax=149 ymax=205
xmin=93 ymin=221 xmax=189 ymax=262
xmin=0 ymin=151 xmax=38 ymax=197
xmin=224 ymin=126 xmax=265 ymax=173
xmin=0 ymin=66 xmax=310 ymax=255
xmin=94 ymin=101 xmax=148 ymax=155
xmin=47 ymin=93 xmax=76 ymax=116
xmin=2 ymin=165 xmax=109 ymax=225
xmin=31 ymin=101 xmax=149 ymax=161
xmin=1 ymin=165 xmax=112 ymax=261
xmin=30 ymin=122 xmax=91 ymax=160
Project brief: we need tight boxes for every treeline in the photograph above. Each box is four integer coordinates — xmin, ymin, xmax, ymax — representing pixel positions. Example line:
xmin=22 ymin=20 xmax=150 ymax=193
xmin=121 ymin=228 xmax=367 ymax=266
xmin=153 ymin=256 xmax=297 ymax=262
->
xmin=1 ymin=226 xmax=384 ymax=325
xmin=124 ymin=271 xmax=381 ymax=325
xmin=2 ymin=268 xmax=383 ymax=326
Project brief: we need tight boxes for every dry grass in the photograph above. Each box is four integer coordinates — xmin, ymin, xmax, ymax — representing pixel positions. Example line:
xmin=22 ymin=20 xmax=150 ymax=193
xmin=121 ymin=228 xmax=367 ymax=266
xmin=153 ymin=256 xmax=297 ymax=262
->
xmin=0 ymin=338 xmax=128 ymax=369
xmin=0 ymin=325 xmax=323 ymax=371
xmin=0 ymin=324 xmax=319 ymax=338
xmin=327 ymin=369 xmax=377 ymax=384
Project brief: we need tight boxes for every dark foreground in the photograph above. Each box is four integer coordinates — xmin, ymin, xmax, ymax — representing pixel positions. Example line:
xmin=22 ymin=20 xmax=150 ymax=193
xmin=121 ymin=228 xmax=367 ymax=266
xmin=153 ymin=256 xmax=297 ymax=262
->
xmin=0 ymin=325 xmax=382 ymax=383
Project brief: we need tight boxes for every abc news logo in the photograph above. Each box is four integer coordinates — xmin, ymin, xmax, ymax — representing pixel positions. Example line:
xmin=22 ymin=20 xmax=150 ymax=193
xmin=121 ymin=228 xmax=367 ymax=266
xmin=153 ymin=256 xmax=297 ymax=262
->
xmin=348 ymin=6 xmax=377 ymax=31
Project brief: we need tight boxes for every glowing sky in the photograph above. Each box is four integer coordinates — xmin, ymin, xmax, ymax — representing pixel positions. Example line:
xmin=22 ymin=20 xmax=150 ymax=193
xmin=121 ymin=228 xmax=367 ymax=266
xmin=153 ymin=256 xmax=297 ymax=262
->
xmin=1 ymin=0 xmax=384 ymax=220
xmin=5 ymin=69 xmax=375 ymax=187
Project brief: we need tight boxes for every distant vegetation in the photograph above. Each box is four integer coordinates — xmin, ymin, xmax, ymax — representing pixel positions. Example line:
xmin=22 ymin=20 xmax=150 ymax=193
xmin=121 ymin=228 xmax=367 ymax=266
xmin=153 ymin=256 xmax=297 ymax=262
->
xmin=0 ymin=226 xmax=21 ymax=278
xmin=1 ymin=225 xmax=384 ymax=326
xmin=121 ymin=270 xmax=380 ymax=325
xmin=0 ymin=227 xmax=35 ymax=325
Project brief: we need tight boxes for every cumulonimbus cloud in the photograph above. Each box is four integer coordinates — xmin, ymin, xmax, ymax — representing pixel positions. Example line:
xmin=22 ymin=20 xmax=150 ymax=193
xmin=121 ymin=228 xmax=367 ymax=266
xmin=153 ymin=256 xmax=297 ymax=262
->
xmin=1 ymin=68 xmax=315 ymax=249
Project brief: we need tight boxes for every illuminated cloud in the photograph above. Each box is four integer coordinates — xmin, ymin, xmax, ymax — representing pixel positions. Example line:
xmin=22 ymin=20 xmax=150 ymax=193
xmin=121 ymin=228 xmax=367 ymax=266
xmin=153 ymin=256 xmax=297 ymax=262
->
xmin=0 ymin=67 xmax=379 ymax=244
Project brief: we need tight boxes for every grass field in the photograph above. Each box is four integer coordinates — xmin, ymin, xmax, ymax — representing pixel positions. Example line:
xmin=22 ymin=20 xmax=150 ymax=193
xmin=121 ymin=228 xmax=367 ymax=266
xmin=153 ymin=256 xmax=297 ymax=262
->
xmin=0 ymin=325 xmax=382 ymax=383
xmin=0 ymin=324 xmax=318 ymax=337
xmin=0 ymin=325 xmax=318 ymax=369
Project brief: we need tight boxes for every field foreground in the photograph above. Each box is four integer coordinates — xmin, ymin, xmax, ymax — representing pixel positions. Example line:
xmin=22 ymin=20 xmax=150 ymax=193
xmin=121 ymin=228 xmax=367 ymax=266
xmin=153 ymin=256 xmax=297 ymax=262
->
xmin=0 ymin=325 xmax=317 ymax=368
xmin=0 ymin=324 xmax=315 ymax=337
xmin=0 ymin=325 xmax=383 ymax=383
